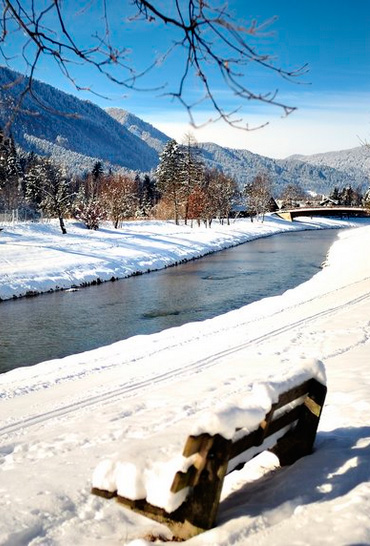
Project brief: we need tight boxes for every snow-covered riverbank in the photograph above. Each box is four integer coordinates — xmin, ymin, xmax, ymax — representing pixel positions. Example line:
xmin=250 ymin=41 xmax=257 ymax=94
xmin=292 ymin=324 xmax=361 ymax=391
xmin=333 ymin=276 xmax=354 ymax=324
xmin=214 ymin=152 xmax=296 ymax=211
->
xmin=0 ymin=215 xmax=364 ymax=301
xmin=1 ymin=216 xmax=370 ymax=545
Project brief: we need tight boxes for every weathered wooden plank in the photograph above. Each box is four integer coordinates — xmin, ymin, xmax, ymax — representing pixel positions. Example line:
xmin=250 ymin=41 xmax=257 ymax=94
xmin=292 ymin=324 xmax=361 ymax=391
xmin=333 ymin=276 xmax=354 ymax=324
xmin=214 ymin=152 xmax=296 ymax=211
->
xmin=171 ymin=464 xmax=197 ymax=493
xmin=179 ymin=434 xmax=232 ymax=532
xmin=272 ymin=380 xmax=311 ymax=409
xmin=115 ymin=494 xmax=206 ymax=539
xmin=182 ymin=433 xmax=213 ymax=458
xmin=271 ymin=379 xmax=327 ymax=465
xmin=171 ymin=433 xmax=216 ymax=494
xmin=91 ymin=487 xmax=117 ymax=499
xmin=229 ymin=404 xmax=302 ymax=461
xmin=304 ymin=395 xmax=322 ymax=417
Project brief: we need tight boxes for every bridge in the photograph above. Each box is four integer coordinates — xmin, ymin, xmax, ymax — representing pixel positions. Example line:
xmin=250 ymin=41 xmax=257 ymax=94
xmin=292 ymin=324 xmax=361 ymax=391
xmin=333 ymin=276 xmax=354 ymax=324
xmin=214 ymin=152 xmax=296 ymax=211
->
xmin=274 ymin=206 xmax=369 ymax=222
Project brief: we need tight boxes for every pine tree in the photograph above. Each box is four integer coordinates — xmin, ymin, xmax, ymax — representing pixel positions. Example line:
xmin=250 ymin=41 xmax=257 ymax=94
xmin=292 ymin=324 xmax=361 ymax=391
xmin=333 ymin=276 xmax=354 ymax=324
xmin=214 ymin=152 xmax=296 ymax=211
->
xmin=329 ymin=186 xmax=341 ymax=205
xmin=0 ymin=127 xmax=23 ymax=212
xmin=92 ymin=161 xmax=104 ymax=181
xmin=340 ymin=186 xmax=351 ymax=206
xmin=181 ymin=134 xmax=204 ymax=225
xmin=156 ymin=139 xmax=186 ymax=225
xmin=139 ymin=174 xmax=158 ymax=216
xmin=25 ymin=157 xmax=73 ymax=234
xmin=74 ymin=172 xmax=105 ymax=230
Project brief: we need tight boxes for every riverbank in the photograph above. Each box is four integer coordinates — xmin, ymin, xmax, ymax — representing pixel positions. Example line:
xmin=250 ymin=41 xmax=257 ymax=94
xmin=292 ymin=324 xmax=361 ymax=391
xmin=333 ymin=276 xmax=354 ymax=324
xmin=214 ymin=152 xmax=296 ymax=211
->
xmin=1 ymin=219 xmax=370 ymax=545
xmin=0 ymin=215 xmax=367 ymax=301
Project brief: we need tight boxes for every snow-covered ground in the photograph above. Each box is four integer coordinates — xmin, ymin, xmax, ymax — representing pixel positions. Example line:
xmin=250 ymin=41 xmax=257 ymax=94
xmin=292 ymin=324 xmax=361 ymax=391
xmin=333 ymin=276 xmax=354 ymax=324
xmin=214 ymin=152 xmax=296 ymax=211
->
xmin=1 ymin=215 xmax=370 ymax=545
xmin=0 ymin=215 xmax=363 ymax=301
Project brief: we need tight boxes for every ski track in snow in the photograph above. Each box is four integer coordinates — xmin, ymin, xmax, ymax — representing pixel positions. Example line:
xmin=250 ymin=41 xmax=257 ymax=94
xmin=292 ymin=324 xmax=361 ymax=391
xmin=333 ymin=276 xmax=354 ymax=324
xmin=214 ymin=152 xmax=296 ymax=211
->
xmin=2 ymin=282 xmax=370 ymax=439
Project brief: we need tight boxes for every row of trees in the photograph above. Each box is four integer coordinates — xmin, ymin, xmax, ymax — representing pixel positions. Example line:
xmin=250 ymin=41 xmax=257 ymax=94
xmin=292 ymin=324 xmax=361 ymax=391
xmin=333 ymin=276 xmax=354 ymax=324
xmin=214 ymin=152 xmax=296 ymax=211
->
xmin=329 ymin=186 xmax=364 ymax=207
xmin=3 ymin=126 xmax=368 ymax=234
xmin=1 ymin=127 xmax=242 ymax=232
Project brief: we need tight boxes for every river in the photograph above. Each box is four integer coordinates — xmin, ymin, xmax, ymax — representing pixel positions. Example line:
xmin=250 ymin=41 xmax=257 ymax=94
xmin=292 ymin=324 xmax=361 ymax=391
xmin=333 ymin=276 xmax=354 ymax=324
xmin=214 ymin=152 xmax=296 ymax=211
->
xmin=0 ymin=229 xmax=340 ymax=373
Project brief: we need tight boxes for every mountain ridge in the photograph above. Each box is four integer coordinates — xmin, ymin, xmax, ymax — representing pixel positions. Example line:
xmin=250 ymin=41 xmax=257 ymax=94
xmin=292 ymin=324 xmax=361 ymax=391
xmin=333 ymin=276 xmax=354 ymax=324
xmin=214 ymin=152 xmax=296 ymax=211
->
xmin=1 ymin=65 xmax=368 ymax=194
xmin=107 ymin=106 xmax=369 ymax=193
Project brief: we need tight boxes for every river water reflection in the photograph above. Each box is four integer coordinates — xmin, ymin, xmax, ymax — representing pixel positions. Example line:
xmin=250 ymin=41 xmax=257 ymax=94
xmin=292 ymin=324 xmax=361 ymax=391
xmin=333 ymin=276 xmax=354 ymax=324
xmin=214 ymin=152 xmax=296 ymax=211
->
xmin=0 ymin=229 xmax=341 ymax=373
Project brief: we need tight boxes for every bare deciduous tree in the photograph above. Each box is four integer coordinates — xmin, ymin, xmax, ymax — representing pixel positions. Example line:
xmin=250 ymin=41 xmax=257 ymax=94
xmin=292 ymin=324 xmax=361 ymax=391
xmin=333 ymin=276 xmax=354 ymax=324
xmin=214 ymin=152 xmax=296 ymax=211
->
xmin=0 ymin=1 xmax=307 ymax=129
xmin=101 ymin=174 xmax=139 ymax=228
xmin=244 ymin=172 xmax=273 ymax=222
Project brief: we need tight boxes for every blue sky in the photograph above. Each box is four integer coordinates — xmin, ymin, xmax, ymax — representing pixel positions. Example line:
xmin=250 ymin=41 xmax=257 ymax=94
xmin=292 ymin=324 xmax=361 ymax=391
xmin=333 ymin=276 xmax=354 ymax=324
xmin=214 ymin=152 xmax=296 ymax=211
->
xmin=4 ymin=0 xmax=370 ymax=158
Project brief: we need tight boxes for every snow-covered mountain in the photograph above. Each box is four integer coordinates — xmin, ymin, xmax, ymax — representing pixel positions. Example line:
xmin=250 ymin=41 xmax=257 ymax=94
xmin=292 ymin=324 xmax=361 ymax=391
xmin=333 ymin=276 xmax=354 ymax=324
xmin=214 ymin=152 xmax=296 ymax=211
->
xmin=197 ymin=142 xmax=369 ymax=194
xmin=1 ymin=65 xmax=368 ymax=193
xmin=107 ymin=107 xmax=369 ymax=194
xmin=0 ymin=66 xmax=159 ymax=173
xmin=288 ymin=147 xmax=370 ymax=186
xmin=106 ymin=107 xmax=169 ymax=154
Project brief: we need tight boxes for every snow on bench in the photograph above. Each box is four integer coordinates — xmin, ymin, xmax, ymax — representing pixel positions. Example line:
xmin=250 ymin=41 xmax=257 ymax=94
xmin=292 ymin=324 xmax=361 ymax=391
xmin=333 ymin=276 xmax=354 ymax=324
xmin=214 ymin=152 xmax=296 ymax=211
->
xmin=92 ymin=359 xmax=327 ymax=540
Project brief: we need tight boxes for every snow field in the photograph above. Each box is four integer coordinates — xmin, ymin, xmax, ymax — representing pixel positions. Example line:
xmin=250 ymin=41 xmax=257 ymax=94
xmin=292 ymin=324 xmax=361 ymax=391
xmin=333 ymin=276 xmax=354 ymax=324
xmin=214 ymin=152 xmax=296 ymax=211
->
xmin=1 ymin=216 xmax=370 ymax=545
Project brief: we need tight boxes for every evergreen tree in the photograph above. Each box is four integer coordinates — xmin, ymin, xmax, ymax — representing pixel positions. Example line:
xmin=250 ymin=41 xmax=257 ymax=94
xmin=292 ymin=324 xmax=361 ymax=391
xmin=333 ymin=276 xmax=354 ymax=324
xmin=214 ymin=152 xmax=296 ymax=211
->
xmin=74 ymin=172 xmax=105 ymax=230
xmin=92 ymin=161 xmax=104 ymax=181
xmin=26 ymin=157 xmax=72 ymax=233
xmin=329 ymin=186 xmax=341 ymax=204
xmin=139 ymin=174 xmax=158 ymax=216
xmin=181 ymin=134 xmax=204 ymax=225
xmin=156 ymin=139 xmax=186 ymax=225
xmin=341 ymin=186 xmax=354 ymax=206
xmin=0 ymin=127 xmax=23 ymax=212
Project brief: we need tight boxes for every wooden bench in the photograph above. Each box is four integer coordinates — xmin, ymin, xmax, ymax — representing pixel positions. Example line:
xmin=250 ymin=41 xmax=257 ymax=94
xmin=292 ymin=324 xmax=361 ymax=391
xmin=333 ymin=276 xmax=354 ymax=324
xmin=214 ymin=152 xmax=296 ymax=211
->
xmin=92 ymin=374 xmax=326 ymax=540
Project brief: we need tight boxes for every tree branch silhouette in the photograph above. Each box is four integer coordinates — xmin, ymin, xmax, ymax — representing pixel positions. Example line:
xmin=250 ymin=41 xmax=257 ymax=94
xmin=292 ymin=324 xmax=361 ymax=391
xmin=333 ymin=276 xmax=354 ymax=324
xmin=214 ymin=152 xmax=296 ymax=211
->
xmin=0 ymin=0 xmax=308 ymax=130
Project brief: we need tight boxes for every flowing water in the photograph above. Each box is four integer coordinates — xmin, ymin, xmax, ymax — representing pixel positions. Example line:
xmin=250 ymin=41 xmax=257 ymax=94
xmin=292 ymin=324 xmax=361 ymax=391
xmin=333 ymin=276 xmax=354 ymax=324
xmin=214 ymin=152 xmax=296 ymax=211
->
xmin=0 ymin=229 xmax=340 ymax=373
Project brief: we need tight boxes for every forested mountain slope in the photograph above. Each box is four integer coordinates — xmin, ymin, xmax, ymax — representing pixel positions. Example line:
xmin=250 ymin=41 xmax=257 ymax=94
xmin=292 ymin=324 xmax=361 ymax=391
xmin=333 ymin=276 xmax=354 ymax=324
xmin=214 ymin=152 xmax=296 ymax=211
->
xmin=106 ymin=107 xmax=169 ymax=154
xmin=289 ymin=147 xmax=370 ymax=186
xmin=198 ymin=142 xmax=368 ymax=194
xmin=0 ymin=66 xmax=159 ymax=172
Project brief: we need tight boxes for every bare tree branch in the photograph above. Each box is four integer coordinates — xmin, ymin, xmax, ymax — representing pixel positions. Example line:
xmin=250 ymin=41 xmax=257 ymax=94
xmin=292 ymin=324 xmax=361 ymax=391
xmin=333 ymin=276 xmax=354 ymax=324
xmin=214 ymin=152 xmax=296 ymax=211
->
xmin=0 ymin=0 xmax=308 ymax=130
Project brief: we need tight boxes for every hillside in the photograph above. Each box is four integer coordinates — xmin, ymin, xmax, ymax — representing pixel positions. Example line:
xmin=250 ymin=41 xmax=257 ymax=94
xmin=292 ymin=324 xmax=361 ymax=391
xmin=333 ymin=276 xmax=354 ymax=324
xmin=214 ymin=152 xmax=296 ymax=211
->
xmin=198 ymin=142 xmax=367 ymax=194
xmin=289 ymin=147 xmax=370 ymax=185
xmin=106 ymin=107 xmax=169 ymax=154
xmin=0 ymin=66 xmax=159 ymax=173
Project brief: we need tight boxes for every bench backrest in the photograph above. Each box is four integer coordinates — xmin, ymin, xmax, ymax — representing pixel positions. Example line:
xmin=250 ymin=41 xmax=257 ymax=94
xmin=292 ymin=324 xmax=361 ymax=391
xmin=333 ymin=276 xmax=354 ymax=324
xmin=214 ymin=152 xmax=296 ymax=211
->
xmin=170 ymin=377 xmax=327 ymax=495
